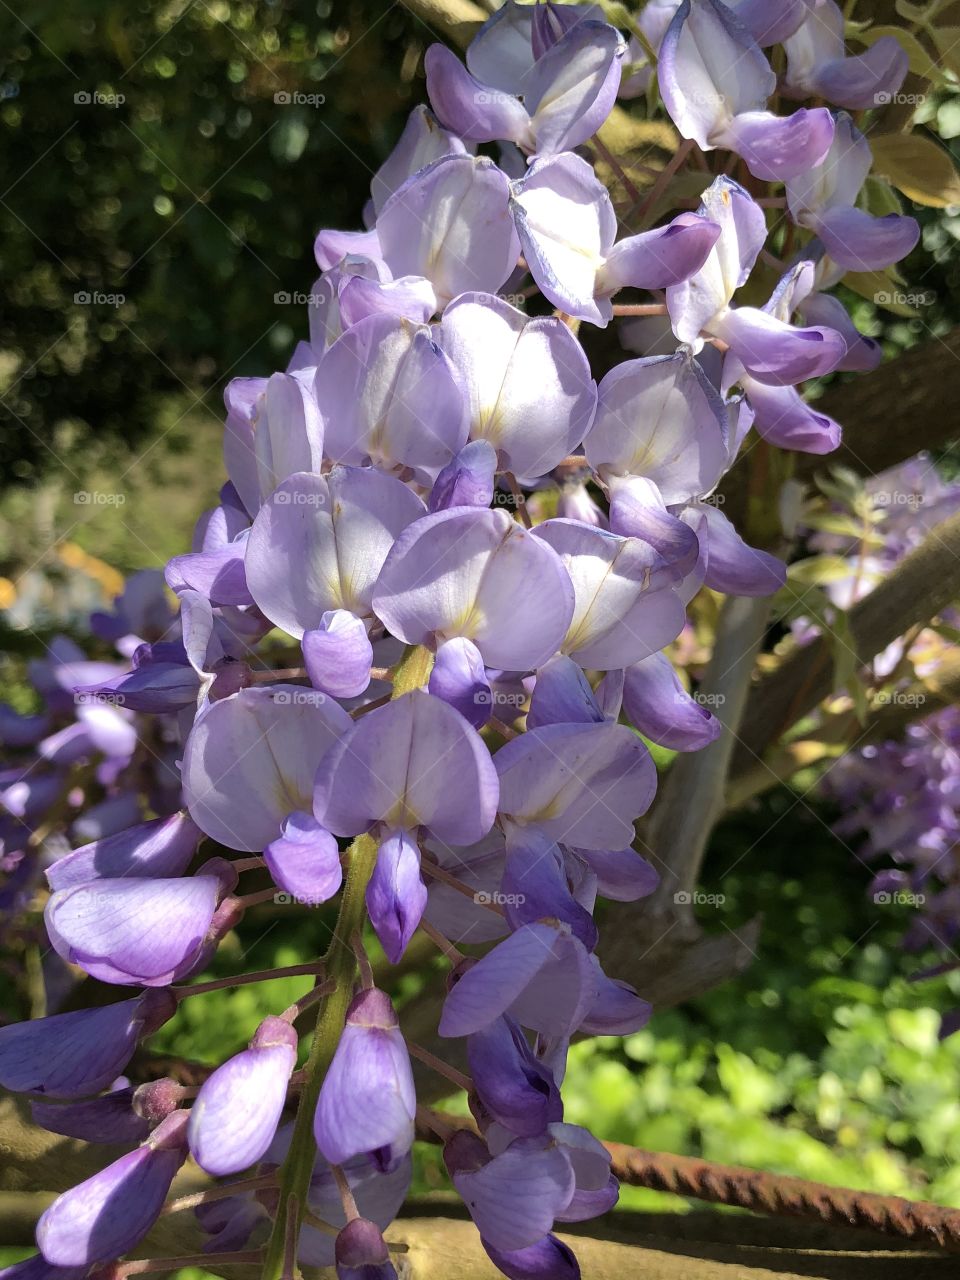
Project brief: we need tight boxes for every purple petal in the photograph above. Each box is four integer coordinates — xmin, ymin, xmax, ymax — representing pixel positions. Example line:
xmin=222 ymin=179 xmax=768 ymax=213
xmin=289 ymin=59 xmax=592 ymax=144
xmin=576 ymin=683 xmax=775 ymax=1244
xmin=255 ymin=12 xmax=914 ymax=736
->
xmin=0 ymin=992 xmax=175 ymax=1097
xmin=428 ymin=637 xmax=492 ymax=730
xmin=36 ymin=1113 xmax=188 ymax=1266
xmin=606 ymin=475 xmax=701 ymax=574
xmin=502 ymin=824 xmax=598 ymax=950
xmin=622 ymin=652 xmax=722 ymax=751
xmin=534 ymin=519 xmax=685 ymax=669
xmin=714 ymin=307 xmax=845 ymax=385
xmin=440 ymin=923 xmax=559 ymax=1037
xmin=510 ymin=152 xmax=615 ymax=326
xmin=722 ymin=108 xmax=834 ymax=182
xmin=799 ymin=292 xmax=881 ymax=373
xmin=428 ymin=439 xmax=498 ymax=513
xmin=483 ymin=1233 xmax=581 ymax=1280
xmin=422 ymin=832 xmax=509 ymax=947
xmin=698 ymin=502 xmax=786 ymax=596
xmin=182 ymin=685 xmax=351 ymax=851
xmin=366 ymin=829 xmax=428 ymax=964
xmin=577 ymin=961 xmax=652 ymax=1035
xmin=527 ymin=654 xmax=604 ymax=729
xmin=467 ymin=1015 xmax=562 ymax=1137
xmin=658 ymin=0 xmax=774 ymax=150
xmin=303 ymin=610 xmax=374 ymax=699
xmin=740 ymin=375 xmax=841 ymax=454
xmin=245 ymin=467 xmax=425 ymax=640
xmin=570 ymin=845 xmax=659 ymax=902
xmin=599 ymin=213 xmax=720 ymax=296
xmin=46 ymin=812 xmax=202 ymax=891
xmin=439 ymin=293 xmax=597 ymax=478
xmin=31 ymin=1086 xmax=151 ymax=1145
xmin=727 ymin=0 xmax=806 ymax=45
xmin=45 ymin=875 xmax=220 ymax=986
xmin=337 ymin=272 xmax=438 ymax=328
xmin=814 ymin=37 xmax=908 ymax=111
xmin=453 ymin=1135 xmax=576 ymax=1251
xmin=466 ymin=1 xmax=536 ymax=94
xmin=425 ymin=43 xmax=532 ymax=146
xmin=378 ymin=154 xmax=519 ymax=308
xmin=556 ymin=1173 xmax=620 ymax=1223
xmin=0 ymin=1257 xmax=88 ymax=1280
xmin=588 ymin=351 xmax=728 ymax=504
xmin=373 ymin=506 xmax=575 ymax=672
xmin=815 ymin=206 xmax=920 ymax=273
xmin=265 ymin=811 xmax=343 ymax=904
xmin=370 ymin=104 xmax=466 ymax=218
xmin=165 ymin=537 xmax=253 ymax=608
xmin=524 ymin=22 xmax=623 ymax=155
xmin=314 ymin=690 xmax=499 ymax=847
xmin=316 ymin=313 xmax=467 ymax=475
xmin=314 ymin=989 xmax=416 ymax=1165
xmin=495 ymin=721 xmax=657 ymax=850
xmin=252 ymin=370 xmax=325 ymax=500
xmin=314 ymin=227 xmax=382 ymax=271
xmin=188 ymin=1018 xmax=298 ymax=1175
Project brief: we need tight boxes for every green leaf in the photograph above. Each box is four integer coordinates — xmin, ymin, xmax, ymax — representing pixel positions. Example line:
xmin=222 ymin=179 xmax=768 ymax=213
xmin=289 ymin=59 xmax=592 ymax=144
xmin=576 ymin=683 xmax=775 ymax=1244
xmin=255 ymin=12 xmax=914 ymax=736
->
xmin=858 ymin=25 xmax=946 ymax=83
xmin=870 ymin=131 xmax=960 ymax=207
xmin=788 ymin=555 xmax=857 ymax=585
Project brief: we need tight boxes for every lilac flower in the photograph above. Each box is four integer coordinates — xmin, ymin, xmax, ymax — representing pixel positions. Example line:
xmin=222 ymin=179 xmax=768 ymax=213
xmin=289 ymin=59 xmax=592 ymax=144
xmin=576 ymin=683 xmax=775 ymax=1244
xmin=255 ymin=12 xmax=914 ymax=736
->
xmin=659 ymin=0 xmax=835 ymax=181
xmin=182 ymin=684 xmax=351 ymax=851
xmin=425 ymin=20 xmax=623 ymax=157
xmin=785 ymin=114 xmax=920 ymax=272
xmin=335 ymin=1218 xmax=398 ymax=1280
xmin=668 ymin=176 xmax=846 ymax=385
xmin=45 ymin=872 xmax=224 ymax=986
xmin=315 ymin=314 xmax=467 ymax=477
xmin=586 ymin=349 xmax=729 ymax=504
xmin=36 ymin=1110 xmax=189 ymax=1266
xmin=511 ymin=152 xmax=720 ymax=326
xmin=372 ymin=507 xmax=575 ymax=672
xmin=314 ymin=988 xmax=416 ymax=1166
xmin=188 ymin=1015 xmax=299 ymax=1175
xmin=31 ymin=1078 xmax=151 ymax=1145
xmin=377 ymin=154 xmax=520 ymax=307
xmin=783 ymin=0 xmax=908 ymax=110
xmin=438 ymin=292 xmax=597 ymax=479
xmin=0 ymin=991 xmax=175 ymax=1096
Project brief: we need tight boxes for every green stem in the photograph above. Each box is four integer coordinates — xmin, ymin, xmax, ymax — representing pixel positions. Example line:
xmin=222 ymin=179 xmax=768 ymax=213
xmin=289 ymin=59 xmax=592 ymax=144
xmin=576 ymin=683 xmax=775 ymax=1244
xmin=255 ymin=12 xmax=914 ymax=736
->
xmin=260 ymin=832 xmax=379 ymax=1280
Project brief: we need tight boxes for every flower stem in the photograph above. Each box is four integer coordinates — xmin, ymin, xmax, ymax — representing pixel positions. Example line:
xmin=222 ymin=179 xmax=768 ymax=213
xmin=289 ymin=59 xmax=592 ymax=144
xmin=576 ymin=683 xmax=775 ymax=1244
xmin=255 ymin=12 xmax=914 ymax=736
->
xmin=260 ymin=832 xmax=379 ymax=1280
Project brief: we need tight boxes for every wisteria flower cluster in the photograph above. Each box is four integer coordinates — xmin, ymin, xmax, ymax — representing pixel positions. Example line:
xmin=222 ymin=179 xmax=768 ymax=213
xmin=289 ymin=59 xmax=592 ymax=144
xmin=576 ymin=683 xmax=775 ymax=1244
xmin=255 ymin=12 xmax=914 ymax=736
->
xmin=0 ymin=3 xmax=921 ymax=1278
xmin=799 ymin=458 xmax=960 ymax=1019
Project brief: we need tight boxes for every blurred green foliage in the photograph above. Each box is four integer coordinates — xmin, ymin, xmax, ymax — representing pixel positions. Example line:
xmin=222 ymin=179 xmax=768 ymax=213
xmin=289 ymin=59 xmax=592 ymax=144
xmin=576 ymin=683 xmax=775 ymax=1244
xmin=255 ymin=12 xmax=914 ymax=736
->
xmin=0 ymin=0 xmax=434 ymax=484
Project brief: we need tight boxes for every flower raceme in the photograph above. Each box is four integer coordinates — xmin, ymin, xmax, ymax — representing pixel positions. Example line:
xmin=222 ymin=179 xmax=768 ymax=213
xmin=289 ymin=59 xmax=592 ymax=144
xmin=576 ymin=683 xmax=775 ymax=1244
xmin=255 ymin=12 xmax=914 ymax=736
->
xmin=0 ymin=5 xmax=921 ymax=1280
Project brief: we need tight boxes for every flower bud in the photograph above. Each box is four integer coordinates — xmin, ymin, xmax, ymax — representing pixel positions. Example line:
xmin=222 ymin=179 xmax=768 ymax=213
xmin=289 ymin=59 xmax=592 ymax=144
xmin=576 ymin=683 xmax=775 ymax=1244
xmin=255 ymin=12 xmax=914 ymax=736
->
xmin=314 ymin=988 xmax=415 ymax=1166
xmin=334 ymin=1218 xmax=397 ymax=1279
xmin=36 ymin=1111 xmax=189 ymax=1266
xmin=188 ymin=1015 xmax=298 ymax=1175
